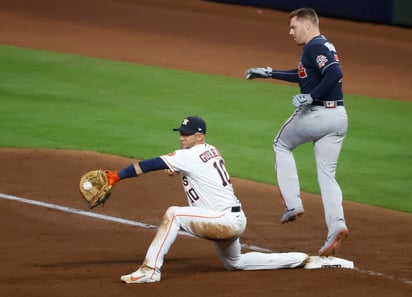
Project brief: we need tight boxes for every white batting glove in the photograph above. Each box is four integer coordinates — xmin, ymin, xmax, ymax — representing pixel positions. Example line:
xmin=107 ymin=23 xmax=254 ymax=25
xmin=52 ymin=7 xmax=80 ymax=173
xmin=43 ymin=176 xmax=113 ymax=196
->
xmin=245 ymin=67 xmax=272 ymax=79
xmin=292 ymin=93 xmax=313 ymax=107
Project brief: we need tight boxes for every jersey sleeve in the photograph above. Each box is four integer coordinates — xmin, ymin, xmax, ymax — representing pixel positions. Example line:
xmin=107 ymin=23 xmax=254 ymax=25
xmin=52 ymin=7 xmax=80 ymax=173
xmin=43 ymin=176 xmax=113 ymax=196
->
xmin=306 ymin=43 xmax=339 ymax=75
xmin=304 ymin=40 xmax=343 ymax=100
xmin=310 ymin=63 xmax=343 ymax=99
xmin=160 ymin=149 xmax=192 ymax=173
xmin=270 ymin=69 xmax=299 ymax=82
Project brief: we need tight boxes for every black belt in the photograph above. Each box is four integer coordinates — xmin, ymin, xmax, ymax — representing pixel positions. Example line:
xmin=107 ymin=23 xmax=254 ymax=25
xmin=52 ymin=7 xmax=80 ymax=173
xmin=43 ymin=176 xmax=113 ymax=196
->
xmin=312 ymin=100 xmax=344 ymax=107
xmin=231 ymin=206 xmax=241 ymax=212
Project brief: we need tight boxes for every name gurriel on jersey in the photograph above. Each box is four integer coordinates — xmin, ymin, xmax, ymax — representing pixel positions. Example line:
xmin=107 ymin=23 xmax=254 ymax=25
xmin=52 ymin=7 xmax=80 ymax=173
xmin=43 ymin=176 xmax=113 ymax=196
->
xmin=199 ymin=148 xmax=221 ymax=163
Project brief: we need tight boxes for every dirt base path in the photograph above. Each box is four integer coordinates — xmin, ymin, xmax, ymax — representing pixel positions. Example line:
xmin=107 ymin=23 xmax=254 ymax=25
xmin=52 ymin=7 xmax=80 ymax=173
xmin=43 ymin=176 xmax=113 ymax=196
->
xmin=0 ymin=1 xmax=412 ymax=297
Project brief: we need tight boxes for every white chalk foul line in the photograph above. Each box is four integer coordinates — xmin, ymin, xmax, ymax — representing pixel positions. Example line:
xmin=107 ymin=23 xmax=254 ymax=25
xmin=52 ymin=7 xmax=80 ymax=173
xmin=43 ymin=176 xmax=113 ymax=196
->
xmin=1 ymin=192 xmax=411 ymax=286
xmin=0 ymin=192 xmax=271 ymax=252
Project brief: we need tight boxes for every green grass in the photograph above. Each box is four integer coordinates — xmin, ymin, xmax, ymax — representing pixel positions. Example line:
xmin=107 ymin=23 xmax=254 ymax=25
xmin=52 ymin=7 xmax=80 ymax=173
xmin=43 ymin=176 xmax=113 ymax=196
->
xmin=1 ymin=45 xmax=411 ymax=213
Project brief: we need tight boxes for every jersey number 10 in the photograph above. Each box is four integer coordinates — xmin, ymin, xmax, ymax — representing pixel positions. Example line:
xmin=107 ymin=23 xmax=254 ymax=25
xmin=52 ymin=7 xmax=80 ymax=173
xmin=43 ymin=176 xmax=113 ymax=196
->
xmin=185 ymin=160 xmax=231 ymax=203
xmin=213 ymin=159 xmax=231 ymax=187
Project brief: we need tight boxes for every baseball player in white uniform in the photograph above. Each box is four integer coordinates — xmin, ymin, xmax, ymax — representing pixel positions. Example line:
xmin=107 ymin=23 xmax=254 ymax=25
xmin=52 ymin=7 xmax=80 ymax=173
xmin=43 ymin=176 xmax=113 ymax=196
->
xmin=105 ymin=116 xmax=309 ymax=283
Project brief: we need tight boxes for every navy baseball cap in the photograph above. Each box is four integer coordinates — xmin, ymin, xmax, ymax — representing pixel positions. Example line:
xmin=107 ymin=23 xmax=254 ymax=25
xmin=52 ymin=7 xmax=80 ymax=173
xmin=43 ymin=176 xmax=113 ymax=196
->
xmin=173 ymin=116 xmax=207 ymax=135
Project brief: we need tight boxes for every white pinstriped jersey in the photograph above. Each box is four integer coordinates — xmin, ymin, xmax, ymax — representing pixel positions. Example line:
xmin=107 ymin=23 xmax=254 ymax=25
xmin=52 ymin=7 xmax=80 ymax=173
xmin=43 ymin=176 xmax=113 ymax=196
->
xmin=160 ymin=143 xmax=240 ymax=210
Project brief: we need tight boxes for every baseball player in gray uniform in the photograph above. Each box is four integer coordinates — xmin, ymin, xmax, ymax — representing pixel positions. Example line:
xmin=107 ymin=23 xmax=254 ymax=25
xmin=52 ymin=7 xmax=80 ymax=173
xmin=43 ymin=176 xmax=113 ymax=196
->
xmin=104 ymin=116 xmax=309 ymax=283
xmin=245 ymin=8 xmax=349 ymax=256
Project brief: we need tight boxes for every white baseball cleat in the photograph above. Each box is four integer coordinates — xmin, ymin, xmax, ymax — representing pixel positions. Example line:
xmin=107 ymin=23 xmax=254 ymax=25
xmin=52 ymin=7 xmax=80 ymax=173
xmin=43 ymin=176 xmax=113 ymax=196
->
xmin=304 ymin=256 xmax=354 ymax=269
xmin=120 ymin=264 xmax=161 ymax=284
xmin=318 ymin=227 xmax=348 ymax=256
xmin=280 ymin=206 xmax=304 ymax=224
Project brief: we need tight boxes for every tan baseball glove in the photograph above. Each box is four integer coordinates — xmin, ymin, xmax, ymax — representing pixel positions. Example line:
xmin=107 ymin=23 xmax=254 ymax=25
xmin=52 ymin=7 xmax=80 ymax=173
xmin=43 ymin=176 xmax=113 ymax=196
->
xmin=79 ymin=170 xmax=113 ymax=209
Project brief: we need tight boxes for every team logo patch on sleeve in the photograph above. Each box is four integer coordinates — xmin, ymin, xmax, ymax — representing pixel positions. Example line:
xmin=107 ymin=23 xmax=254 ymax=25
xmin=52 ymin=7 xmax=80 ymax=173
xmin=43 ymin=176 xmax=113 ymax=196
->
xmin=316 ymin=55 xmax=328 ymax=68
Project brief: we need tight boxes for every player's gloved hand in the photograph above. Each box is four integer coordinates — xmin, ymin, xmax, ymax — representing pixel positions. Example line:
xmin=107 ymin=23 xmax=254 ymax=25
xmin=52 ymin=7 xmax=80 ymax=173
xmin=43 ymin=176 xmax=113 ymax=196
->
xmin=292 ymin=93 xmax=313 ymax=108
xmin=245 ymin=67 xmax=272 ymax=79
xmin=105 ymin=170 xmax=121 ymax=186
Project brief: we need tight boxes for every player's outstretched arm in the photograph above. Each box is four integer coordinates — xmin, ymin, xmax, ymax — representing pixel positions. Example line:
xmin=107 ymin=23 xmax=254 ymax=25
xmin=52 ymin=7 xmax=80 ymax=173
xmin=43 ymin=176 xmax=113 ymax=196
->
xmin=245 ymin=67 xmax=299 ymax=83
xmin=106 ymin=157 xmax=169 ymax=186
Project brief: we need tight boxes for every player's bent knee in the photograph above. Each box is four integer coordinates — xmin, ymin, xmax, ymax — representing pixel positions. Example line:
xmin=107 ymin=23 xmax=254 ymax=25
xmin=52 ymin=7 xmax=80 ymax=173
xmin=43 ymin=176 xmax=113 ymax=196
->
xmin=165 ymin=206 xmax=181 ymax=217
xmin=274 ymin=142 xmax=292 ymax=153
xmin=162 ymin=206 xmax=182 ymax=225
